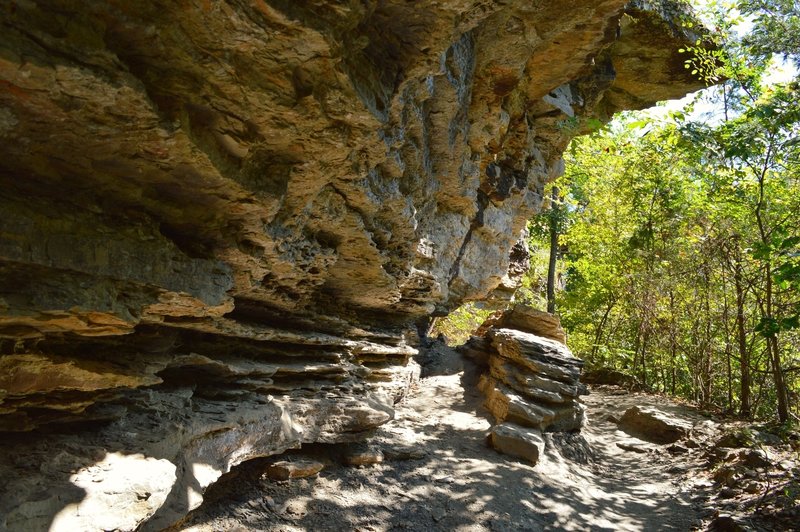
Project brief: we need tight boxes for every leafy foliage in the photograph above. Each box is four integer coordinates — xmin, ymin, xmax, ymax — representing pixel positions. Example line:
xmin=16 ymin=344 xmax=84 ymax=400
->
xmin=431 ymin=303 xmax=494 ymax=346
xmin=531 ymin=0 xmax=800 ymax=423
xmin=438 ymin=0 xmax=800 ymax=423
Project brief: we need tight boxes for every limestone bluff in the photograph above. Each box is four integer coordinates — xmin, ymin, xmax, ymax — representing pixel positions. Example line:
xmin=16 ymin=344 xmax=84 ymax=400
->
xmin=0 ymin=1 xmax=706 ymax=530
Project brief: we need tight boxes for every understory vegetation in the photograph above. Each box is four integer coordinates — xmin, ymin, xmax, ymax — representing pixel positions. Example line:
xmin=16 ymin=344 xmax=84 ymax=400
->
xmin=438 ymin=0 xmax=800 ymax=424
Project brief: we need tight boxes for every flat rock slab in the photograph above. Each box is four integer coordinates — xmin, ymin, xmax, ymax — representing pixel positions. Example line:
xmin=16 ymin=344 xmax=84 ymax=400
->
xmin=618 ymin=406 xmax=691 ymax=444
xmin=477 ymin=305 xmax=568 ymax=345
xmin=617 ymin=441 xmax=651 ymax=453
xmin=489 ymin=422 xmax=545 ymax=464
xmin=491 ymin=329 xmax=583 ymax=383
xmin=383 ymin=446 xmax=428 ymax=461
xmin=342 ymin=448 xmax=384 ymax=467
xmin=480 ymin=377 xmax=585 ymax=431
xmin=266 ymin=460 xmax=325 ymax=480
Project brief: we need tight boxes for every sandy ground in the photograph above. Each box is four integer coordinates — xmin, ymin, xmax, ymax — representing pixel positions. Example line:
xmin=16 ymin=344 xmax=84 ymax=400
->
xmin=170 ymin=349 xmax=743 ymax=532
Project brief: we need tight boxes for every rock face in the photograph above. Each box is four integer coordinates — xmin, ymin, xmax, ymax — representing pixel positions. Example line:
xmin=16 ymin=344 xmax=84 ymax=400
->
xmin=462 ymin=306 xmax=586 ymax=463
xmin=0 ymin=0 xmax=707 ymax=529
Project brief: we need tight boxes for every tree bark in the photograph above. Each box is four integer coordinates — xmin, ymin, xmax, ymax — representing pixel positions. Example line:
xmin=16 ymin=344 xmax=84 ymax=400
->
xmin=753 ymin=142 xmax=789 ymax=423
xmin=591 ymin=296 xmax=617 ymax=362
xmin=733 ymin=251 xmax=752 ymax=417
xmin=546 ymin=186 xmax=559 ymax=314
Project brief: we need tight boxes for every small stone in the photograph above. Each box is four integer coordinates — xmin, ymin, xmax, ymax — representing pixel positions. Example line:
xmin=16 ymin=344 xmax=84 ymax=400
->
xmin=719 ymin=487 xmax=736 ymax=499
xmin=738 ymin=449 xmax=770 ymax=469
xmin=743 ymin=482 xmax=761 ymax=494
xmin=383 ymin=446 xmax=427 ymax=461
xmin=706 ymin=448 xmax=736 ymax=463
xmin=284 ymin=499 xmax=307 ymax=516
xmin=667 ymin=443 xmax=688 ymax=454
xmin=708 ymin=514 xmax=747 ymax=531
xmin=264 ymin=496 xmax=278 ymax=512
xmin=265 ymin=460 xmax=324 ymax=480
xmin=617 ymin=441 xmax=648 ymax=453
xmin=713 ymin=466 xmax=736 ymax=486
xmin=684 ymin=438 xmax=700 ymax=448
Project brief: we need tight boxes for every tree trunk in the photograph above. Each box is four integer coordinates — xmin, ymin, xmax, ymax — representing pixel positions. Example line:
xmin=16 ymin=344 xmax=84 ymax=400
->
xmin=591 ymin=296 xmax=617 ymax=362
xmin=669 ymin=290 xmax=677 ymax=395
xmin=768 ymin=334 xmax=789 ymax=422
xmin=722 ymin=283 xmax=733 ymax=412
xmin=546 ymin=186 xmax=559 ymax=314
xmin=753 ymin=145 xmax=789 ymax=423
xmin=765 ymin=265 xmax=790 ymax=422
xmin=733 ymin=253 xmax=752 ymax=417
xmin=641 ymin=330 xmax=649 ymax=389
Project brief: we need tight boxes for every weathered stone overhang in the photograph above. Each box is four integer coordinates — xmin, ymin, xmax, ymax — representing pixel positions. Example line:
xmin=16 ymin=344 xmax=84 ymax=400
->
xmin=0 ymin=0 xmax=708 ymax=529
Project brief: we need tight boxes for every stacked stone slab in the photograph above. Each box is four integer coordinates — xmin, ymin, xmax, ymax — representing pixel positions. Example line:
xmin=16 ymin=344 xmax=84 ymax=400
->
xmin=462 ymin=306 xmax=585 ymax=464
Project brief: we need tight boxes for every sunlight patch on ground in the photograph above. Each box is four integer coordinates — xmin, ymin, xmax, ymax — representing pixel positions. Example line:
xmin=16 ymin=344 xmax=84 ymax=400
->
xmin=50 ymin=452 xmax=176 ymax=532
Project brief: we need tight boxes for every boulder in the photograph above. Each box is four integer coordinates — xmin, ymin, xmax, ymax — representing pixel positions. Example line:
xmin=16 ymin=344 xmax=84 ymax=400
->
xmin=715 ymin=429 xmax=756 ymax=449
xmin=738 ymin=449 xmax=771 ymax=469
xmin=581 ymin=367 xmax=641 ymax=388
xmin=45 ymin=453 xmax=176 ymax=532
xmin=618 ymin=406 xmax=691 ymax=444
xmin=489 ymin=423 xmax=545 ymax=465
xmin=491 ymin=328 xmax=583 ymax=383
xmin=480 ymin=376 xmax=585 ymax=432
xmin=467 ymin=308 xmax=586 ymax=434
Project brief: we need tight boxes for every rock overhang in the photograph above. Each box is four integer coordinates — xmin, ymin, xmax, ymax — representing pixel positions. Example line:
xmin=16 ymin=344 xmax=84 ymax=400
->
xmin=0 ymin=0 xmax=713 ymax=529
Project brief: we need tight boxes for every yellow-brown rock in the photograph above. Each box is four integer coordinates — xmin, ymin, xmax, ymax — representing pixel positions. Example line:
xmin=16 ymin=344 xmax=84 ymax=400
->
xmin=0 ymin=353 xmax=162 ymax=396
xmin=477 ymin=305 xmax=568 ymax=345
xmin=266 ymin=460 xmax=326 ymax=481
xmin=0 ymin=0 xmax=711 ymax=528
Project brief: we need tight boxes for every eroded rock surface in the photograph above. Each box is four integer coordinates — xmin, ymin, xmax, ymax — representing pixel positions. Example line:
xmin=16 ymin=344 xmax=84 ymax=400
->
xmin=0 ymin=0 xmax=707 ymax=528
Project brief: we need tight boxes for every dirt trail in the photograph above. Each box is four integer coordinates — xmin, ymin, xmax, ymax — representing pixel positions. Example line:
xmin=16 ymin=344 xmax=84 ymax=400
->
xmin=174 ymin=356 xmax=712 ymax=531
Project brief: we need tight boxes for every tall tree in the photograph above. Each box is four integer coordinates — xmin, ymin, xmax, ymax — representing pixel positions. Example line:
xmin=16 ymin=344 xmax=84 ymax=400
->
xmin=546 ymin=186 xmax=560 ymax=314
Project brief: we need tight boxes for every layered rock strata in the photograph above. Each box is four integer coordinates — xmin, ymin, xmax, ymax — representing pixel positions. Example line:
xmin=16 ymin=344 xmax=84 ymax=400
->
xmin=0 ymin=0 xmax=708 ymax=528
xmin=462 ymin=306 xmax=585 ymax=463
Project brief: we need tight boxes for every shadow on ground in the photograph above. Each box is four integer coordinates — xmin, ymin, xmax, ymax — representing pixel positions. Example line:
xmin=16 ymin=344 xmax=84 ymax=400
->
xmin=171 ymin=352 xmax=704 ymax=531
